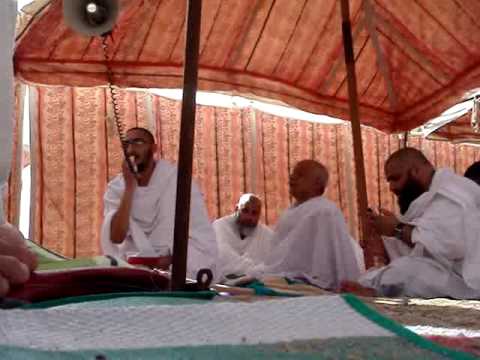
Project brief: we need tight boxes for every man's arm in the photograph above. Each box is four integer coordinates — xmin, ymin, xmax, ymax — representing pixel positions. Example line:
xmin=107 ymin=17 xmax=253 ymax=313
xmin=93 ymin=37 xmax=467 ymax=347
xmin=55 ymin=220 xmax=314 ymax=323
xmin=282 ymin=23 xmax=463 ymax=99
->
xmin=398 ymin=224 xmax=414 ymax=248
xmin=110 ymin=187 xmax=135 ymax=243
xmin=110 ymin=162 xmax=137 ymax=244
xmin=0 ymin=224 xmax=38 ymax=296
xmin=185 ymin=182 xmax=218 ymax=277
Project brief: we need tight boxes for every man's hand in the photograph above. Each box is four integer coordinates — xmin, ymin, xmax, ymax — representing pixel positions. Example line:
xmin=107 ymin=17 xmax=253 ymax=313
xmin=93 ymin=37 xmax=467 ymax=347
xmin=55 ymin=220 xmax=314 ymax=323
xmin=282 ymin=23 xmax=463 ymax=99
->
xmin=0 ymin=224 xmax=38 ymax=296
xmin=111 ymin=161 xmax=138 ymax=243
xmin=122 ymin=160 xmax=137 ymax=190
xmin=367 ymin=208 xmax=399 ymax=237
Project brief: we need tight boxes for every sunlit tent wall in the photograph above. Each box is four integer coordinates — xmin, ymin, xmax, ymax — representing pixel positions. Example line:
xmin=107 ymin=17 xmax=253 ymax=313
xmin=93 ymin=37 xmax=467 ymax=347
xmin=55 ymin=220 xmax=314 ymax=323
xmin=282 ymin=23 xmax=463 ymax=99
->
xmin=429 ymin=111 xmax=480 ymax=143
xmin=3 ymin=85 xmax=479 ymax=258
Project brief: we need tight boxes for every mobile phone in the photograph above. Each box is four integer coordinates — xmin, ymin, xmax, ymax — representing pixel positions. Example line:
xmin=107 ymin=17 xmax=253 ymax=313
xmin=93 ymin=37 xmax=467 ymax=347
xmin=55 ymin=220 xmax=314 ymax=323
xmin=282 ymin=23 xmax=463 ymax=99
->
xmin=128 ymin=156 xmax=138 ymax=174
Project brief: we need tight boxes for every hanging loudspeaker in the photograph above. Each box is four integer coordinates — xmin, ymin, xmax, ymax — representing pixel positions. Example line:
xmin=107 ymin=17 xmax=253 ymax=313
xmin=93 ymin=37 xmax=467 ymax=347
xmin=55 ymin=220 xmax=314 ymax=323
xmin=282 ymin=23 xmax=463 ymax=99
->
xmin=63 ymin=0 xmax=119 ymax=37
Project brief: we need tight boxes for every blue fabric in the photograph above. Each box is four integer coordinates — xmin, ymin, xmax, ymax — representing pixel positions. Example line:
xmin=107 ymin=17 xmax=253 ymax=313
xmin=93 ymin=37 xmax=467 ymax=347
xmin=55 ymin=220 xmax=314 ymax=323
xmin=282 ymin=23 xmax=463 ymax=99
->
xmin=244 ymin=280 xmax=300 ymax=297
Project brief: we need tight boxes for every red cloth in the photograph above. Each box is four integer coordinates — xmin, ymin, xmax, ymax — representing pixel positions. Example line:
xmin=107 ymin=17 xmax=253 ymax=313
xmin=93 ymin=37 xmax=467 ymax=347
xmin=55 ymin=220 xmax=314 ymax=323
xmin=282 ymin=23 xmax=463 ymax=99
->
xmin=8 ymin=268 xmax=170 ymax=303
xmin=426 ymin=335 xmax=480 ymax=356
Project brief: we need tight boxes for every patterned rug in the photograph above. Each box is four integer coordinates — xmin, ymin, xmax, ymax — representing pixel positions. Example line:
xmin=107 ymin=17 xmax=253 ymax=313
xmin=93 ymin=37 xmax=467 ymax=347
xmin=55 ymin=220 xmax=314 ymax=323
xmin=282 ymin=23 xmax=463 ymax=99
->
xmin=0 ymin=294 xmax=474 ymax=359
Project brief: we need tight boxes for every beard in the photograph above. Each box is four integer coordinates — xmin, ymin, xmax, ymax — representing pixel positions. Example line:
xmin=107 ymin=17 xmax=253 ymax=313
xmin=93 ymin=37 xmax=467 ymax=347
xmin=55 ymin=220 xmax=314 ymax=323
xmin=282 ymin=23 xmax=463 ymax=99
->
xmin=397 ymin=176 xmax=426 ymax=215
xmin=136 ymin=150 xmax=154 ymax=173
xmin=137 ymin=162 xmax=147 ymax=173
xmin=234 ymin=213 xmax=257 ymax=240
xmin=234 ymin=213 xmax=257 ymax=229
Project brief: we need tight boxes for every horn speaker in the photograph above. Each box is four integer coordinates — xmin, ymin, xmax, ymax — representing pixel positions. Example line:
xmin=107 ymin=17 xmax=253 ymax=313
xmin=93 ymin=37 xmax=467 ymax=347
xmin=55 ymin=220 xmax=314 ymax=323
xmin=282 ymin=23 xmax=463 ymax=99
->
xmin=63 ymin=0 xmax=119 ymax=36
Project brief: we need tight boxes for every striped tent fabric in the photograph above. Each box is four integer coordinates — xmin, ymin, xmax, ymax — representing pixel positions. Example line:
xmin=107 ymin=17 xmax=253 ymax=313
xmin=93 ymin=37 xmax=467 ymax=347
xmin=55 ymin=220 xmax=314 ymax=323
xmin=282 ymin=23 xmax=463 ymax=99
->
xmin=14 ymin=86 xmax=479 ymax=258
xmin=14 ymin=0 xmax=480 ymax=135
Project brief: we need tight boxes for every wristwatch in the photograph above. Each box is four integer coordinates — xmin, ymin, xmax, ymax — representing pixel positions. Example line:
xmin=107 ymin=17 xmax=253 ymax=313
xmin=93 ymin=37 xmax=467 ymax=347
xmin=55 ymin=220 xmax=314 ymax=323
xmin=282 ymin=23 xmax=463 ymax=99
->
xmin=393 ymin=222 xmax=405 ymax=240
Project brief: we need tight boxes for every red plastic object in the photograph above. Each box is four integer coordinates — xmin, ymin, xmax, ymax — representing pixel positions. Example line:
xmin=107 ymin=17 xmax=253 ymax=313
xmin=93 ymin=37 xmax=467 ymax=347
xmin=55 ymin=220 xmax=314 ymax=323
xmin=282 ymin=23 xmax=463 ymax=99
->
xmin=127 ymin=255 xmax=171 ymax=270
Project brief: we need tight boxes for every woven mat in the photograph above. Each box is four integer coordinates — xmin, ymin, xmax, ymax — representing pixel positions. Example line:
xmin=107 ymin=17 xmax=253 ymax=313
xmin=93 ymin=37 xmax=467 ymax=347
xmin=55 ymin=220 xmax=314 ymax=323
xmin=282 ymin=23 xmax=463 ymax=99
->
xmin=1 ymin=294 xmax=475 ymax=359
xmin=0 ymin=296 xmax=390 ymax=351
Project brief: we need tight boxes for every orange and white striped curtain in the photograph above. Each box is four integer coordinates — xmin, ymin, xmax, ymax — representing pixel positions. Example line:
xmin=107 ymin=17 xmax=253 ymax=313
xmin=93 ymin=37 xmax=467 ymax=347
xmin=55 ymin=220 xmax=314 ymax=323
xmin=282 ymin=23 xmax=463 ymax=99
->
xmin=6 ymin=85 xmax=480 ymax=258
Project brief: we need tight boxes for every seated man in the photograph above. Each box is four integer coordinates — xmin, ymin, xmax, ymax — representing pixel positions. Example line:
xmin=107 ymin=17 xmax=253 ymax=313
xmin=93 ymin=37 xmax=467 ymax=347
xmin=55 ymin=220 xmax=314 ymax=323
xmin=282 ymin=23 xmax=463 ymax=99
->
xmin=101 ymin=127 xmax=218 ymax=279
xmin=347 ymin=148 xmax=480 ymax=299
xmin=251 ymin=160 xmax=363 ymax=290
xmin=213 ymin=194 xmax=273 ymax=280
xmin=464 ymin=161 xmax=480 ymax=186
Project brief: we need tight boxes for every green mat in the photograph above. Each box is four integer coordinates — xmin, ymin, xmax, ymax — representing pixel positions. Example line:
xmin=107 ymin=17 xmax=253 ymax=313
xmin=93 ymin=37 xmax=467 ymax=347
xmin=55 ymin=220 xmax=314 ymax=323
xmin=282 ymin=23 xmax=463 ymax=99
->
xmin=21 ymin=291 xmax=217 ymax=309
xmin=26 ymin=239 xmax=131 ymax=271
xmin=26 ymin=240 xmax=67 ymax=264
xmin=0 ymin=338 xmax=459 ymax=360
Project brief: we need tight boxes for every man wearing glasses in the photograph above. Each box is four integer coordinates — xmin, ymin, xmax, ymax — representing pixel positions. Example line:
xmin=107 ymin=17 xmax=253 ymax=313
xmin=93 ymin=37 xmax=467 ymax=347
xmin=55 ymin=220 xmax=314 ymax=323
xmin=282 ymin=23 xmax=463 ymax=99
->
xmin=100 ymin=127 xmax=218 ymax=279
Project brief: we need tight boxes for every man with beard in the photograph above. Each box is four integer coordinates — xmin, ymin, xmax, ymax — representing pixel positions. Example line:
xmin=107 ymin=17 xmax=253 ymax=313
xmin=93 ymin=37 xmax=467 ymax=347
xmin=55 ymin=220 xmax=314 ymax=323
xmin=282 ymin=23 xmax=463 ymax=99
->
xmin=249 ymin=160 xmax=363 ymax=290
xmin=101 ymin=127 xmax=218 ymax=279
xmin=213 ymin=194 xmax=273 ymax=281
xmin=344 ymin=148 xmax=480 ymax=298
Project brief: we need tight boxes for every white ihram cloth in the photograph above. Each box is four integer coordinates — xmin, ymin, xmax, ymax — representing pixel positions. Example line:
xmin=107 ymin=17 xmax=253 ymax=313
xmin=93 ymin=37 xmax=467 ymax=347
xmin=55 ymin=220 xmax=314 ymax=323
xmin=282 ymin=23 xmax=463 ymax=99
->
xmin=0 ymin=0 xmax=16 ymax=225
xmin=250 ymin=196 xmax=363 ymax=289
xmin=360 ymin=168 xmax=480 ymax=299
xmin=101 ymin=160 xmax=218 ymax=279
xmin=213 ymin=214 xmax=273 ymax=279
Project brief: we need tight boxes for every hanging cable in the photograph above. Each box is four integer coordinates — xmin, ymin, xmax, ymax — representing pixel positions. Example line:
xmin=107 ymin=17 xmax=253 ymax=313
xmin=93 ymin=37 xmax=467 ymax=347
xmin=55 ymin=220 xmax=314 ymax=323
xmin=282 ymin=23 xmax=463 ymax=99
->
xmin=101 ymin=35 xmax=137 ymax=174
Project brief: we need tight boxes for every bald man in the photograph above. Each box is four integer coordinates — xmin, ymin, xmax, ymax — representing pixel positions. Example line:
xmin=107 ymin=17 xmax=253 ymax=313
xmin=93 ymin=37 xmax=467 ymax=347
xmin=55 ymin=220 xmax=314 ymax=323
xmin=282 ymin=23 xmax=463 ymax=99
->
xmin=251 ymin=160 xmax=363 ymax=290
xmin=213 ymin=194 xmax=273 ymax=280
xmin=353 ymin=148 xmax=480 ymax=298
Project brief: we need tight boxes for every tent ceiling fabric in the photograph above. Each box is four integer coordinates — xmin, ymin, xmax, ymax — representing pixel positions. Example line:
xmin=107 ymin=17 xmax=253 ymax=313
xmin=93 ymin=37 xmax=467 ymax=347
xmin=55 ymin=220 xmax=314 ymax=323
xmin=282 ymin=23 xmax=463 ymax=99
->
xmin=14 ymin=0 xmax=480 ymax=133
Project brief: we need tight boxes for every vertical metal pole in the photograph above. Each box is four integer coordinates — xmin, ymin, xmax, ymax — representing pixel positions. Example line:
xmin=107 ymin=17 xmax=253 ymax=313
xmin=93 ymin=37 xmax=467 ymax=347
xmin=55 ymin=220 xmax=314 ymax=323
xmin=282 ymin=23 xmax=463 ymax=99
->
xmin=340 ymin=0 xmax=370 ymax=263
xmin=403 ymin=131 xmax=409 ymax=147
xmin=171 ymin=0 xmax=202 ymax=290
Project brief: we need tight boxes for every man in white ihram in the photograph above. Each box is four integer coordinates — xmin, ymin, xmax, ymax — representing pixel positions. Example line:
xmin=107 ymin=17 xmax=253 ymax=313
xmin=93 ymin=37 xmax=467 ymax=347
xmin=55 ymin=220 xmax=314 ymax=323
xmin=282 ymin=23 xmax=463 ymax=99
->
xmin=347 ymin=148 xmax=480 ymax=299
xmin=0 ymin=0 xmax=38 ymax=297
xmin=213 ymin=194 xmax=273 ymax=280
xmin=251 ymin=160 xmax=364 ymax=290
xmin=101 ymin=127 xmax=218 ymax=279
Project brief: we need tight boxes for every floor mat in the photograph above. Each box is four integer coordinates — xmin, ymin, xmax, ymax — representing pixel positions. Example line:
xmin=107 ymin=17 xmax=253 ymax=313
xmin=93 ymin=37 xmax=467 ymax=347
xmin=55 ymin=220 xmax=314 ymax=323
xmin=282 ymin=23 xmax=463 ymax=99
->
xmin=0 ymin=294 xmax=475 ymax=359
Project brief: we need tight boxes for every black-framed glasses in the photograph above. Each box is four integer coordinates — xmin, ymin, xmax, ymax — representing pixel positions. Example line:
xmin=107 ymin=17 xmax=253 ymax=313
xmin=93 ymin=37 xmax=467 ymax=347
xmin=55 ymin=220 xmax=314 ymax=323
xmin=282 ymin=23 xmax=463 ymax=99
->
xmin=124 ymin=138 xmax=148 ymax=146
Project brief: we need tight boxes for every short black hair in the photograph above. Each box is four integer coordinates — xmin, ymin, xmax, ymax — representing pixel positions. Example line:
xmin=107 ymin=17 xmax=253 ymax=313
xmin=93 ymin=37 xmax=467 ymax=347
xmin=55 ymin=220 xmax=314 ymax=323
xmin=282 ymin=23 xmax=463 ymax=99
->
xmin=386 ymin=147 xmax=432 ymax=168
xmin=464 ymin=161 xmax=480 ymax=186
xmin=127 ymin=127 xmax=155 ymax=144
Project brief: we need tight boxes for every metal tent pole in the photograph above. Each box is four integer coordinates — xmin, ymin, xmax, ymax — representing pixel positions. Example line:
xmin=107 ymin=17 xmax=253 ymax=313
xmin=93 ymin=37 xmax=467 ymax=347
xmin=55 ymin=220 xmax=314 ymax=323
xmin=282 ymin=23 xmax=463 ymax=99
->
xmin=171 ymin=0 xmax=202 ymax=290
xmin=340 ymin=0 xmax=371 ymax=265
